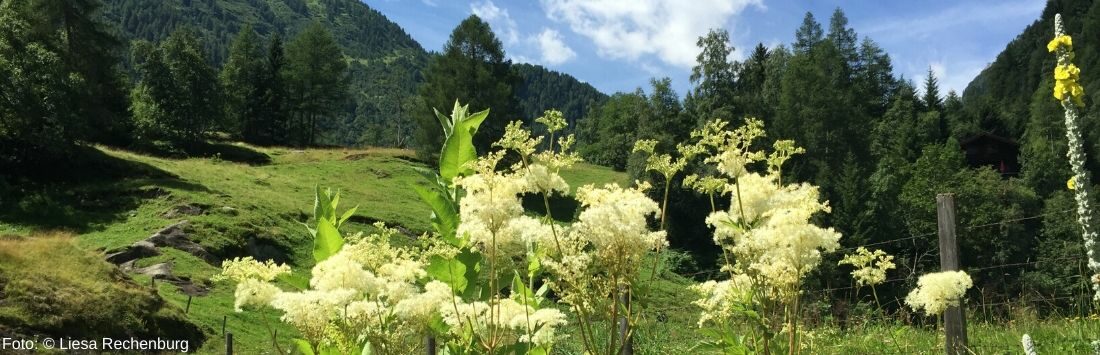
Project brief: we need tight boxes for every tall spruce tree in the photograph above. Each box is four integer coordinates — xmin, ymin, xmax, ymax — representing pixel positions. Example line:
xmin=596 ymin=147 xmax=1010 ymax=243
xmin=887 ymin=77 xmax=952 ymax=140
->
xmin=221 ymin=24 xmax=267 ymax=143
xmin=793 ymin=12 xmax=823 ymax=54
xmin=827 ymin=8 xmax=858 ymax=71
xmin=922 ymin=67 xmax=944 ymax=113
xmin=286 ymin=22 xmax=348 ymax=146
xmin=415 ymin=15 xmax=520 ymax=161
xmin=262 ymin=33 xmax=290 ymax=145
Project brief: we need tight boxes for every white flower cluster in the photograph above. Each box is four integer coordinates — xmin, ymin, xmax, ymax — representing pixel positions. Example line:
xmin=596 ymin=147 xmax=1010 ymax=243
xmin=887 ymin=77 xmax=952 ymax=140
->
xmin=571 ymin=183 xmax=667 ymax=279
xmin=454 ymin=151 xmax=566 ymax=258
xmin=689 ymin=274 xmax=753 ymax=327
xmin=439 ymin=298 xmax=567 ymax=348
xmin=839 ymin=247 xmax=896 ymax=287
xmin=213 ymin=257 xmax=291 ymax=312
xmin=690 ymin=119 xmax=840 ymax=343
xmin=218 ymin=229 xmax=455 ymax=352
xmin=904 ymin=271 xmax=973 ymax=316
xmin=706 ymin=172 xmax=841 ymax=292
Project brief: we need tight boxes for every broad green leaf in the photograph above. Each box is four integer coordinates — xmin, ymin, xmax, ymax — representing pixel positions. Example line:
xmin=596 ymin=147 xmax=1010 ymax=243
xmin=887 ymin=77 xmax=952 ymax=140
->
xmin=434 ymin=107 xmax=453 ymax=138
xmin=330 ymin=192 xmax=340 ymax=217
xmin=278 ymin=273 xmax=309 ymax=291
xmin=511 ymin=272 xmax=535 ymax=306
xmin=293 ymin=339 xmax=316 ymax=355
xmin=412 ymin=184 xmax=458 ymax=241
xmin=439 ymin=107 xmax=490 ymax=182
xmin=338 ymin=205 xmax=358 ymax=228
xmin=427 ymin=255 xmax=468 ymax=293
xmin=527 ymin=251 xmax=541 ymax=277
xmin=455 ymin=250 xmax=484 ymax=300
xmin=312 ymin=217 xmax=343 ymax=262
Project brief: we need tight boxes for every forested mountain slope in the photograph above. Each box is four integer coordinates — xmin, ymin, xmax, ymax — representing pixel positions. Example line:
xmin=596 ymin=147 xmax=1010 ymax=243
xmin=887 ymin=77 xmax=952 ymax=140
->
xmin=514 ymin=63 xmax=608 ymax=126
xmin=102 ymin=0 xmax=426 ymax=147
xmin=101 ymin=0 xmax=606 ymax=147
xmin=961 ymin=0 xmax=1100 ymax=197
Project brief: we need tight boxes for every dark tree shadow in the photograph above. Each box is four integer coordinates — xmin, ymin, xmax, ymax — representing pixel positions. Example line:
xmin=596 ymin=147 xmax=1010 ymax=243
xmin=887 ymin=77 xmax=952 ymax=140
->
xmin=130 ymin=140 xmax=272 ymax=166
xmin=522 ymin=193 xmax=581 ymax=222
xmin=0 ymin=146 xmax=209 ymax=233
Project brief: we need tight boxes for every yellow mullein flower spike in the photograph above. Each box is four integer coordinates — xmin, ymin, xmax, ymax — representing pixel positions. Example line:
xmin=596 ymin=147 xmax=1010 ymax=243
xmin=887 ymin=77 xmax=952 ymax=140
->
xmin=1048 ymin=35 xmax=1072 ymax=52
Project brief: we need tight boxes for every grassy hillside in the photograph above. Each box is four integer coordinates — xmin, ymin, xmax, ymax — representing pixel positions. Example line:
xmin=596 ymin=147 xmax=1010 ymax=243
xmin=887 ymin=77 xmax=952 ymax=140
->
xmin=0 ymin=142 xmax=629 ymax=353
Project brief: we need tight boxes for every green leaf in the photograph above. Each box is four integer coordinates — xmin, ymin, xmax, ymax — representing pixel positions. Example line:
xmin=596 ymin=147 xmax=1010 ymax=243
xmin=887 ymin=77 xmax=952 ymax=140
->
xmin=313 ymin=185 xmax=326 ymax=222
xmin=338 ymin=205 xmax=358 ymax=228
xmin=278 ymin=273 xmax=309 ymax=291
xmin=527 ymin=251 xmax=541 ymax=277
xmin=427 ymin=255 xmax=468 ymax=293
xmin=312 ymin=217 xmax=343 ymax=262
xmin=412 ymin=184 xmax=458 ymax=242
xmin=434 ymin=107 xmax=453 ymax=138
xmin=293 ymin=339 xmax=316 ymax=355
xmin=455 ymin=250 xmax=484 ymax=300
xmin=439 ymin=106 xmax=490 ymax=182
xmin=511 ymin=272 xmax=530 ymax=305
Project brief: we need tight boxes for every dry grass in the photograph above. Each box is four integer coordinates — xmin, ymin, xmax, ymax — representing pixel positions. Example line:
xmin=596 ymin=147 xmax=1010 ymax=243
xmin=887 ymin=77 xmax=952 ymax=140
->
xmin=0 ymin=232 xmax=204 ymax=344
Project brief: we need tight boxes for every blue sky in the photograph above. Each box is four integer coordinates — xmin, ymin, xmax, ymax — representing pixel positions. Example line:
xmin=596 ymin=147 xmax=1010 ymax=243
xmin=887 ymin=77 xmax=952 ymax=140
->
xmin=364 ymin=0 xmax=1045 ymax=97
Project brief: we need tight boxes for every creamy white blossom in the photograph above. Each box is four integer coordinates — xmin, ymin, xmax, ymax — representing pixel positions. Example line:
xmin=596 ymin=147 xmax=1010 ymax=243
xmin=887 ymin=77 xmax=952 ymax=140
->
xmin=905 ymin=271 xmax=973 ymax=316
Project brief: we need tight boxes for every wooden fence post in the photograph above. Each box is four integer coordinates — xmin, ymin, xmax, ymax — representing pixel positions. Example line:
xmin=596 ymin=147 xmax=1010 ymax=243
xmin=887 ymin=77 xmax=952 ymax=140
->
xmin=618 ymin=287 xmax=632 ymax=355
xmin=424 ymin=335 xmax=436 ymax=355
xmin=225 ymin=332 xmax=234 ymax=355
xmin=936 ymin=193 xmax=968 ymax=355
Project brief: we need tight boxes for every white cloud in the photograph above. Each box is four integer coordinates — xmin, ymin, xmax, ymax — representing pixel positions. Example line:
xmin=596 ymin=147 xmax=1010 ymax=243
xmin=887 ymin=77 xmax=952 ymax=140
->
xmin=915 ymin=60 xmax=987 ymax=95
xmin=541 ymin=0 xmax=763 ymax=68
xmin=471 ymin=0 xmax=519 ymax=44
xmin=421 ymin=0 xmax=437 ymax=7
xmin=535 ymin=29 xmax=577 ymax=65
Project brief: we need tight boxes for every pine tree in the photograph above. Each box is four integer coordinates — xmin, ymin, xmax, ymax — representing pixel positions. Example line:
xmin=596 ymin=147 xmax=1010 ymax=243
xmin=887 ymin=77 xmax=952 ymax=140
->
xmin=689 ymin=29 xmax=737 ymax=122
xmin=286 ymin=22 xmax=348 ymax=146
xmin=853 ymin=38 xmax=896 ymax=118
xmin=221 ymin=24 xmax=267 ymax=143
xmin=415 ymin=15 xmax=520 ymax=161
xmin=130 ymin=28 xmax=221 ymax=144
xmin=922 ymin=67 xmax=943 ymax=113
xmin=734 ymin=43 xmax=771 ymax=120
xmin=827 ymin=8 xmax=858 ymax=70
xmin=794 ymin=12 xmax=823 ymax=54
xmin=262 ymin=33 xmax=290 ymax=145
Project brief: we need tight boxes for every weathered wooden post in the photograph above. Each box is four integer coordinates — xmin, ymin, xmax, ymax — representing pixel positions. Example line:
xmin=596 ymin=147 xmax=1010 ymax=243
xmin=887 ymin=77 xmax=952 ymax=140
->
xmin=618 ymin=287 xmax=632 ymax=355
xmin=936 ymin=193 xmax=968 ymax=355
xmin=425 ymin=335 xmax=436 ymax=355
xmin=225 ymin=332 xmax=234 ymax=355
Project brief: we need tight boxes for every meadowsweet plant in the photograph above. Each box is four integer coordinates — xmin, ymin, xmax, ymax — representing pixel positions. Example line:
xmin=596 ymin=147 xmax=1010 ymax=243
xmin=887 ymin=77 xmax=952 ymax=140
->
xmin=839 ymin=247 xmax=895 ymax=307
xmin=1049 ymin=13 xmax=1100 ymax=301
xmin=690 ymin=118 xmax=840 ymax=355
xmin=412 ymin=105 xmax=573 ymax=354
xmin=904 ymin=271 xmax=973 ymax=317
xmin=219 ymin=197 xmax=451 ymax=355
